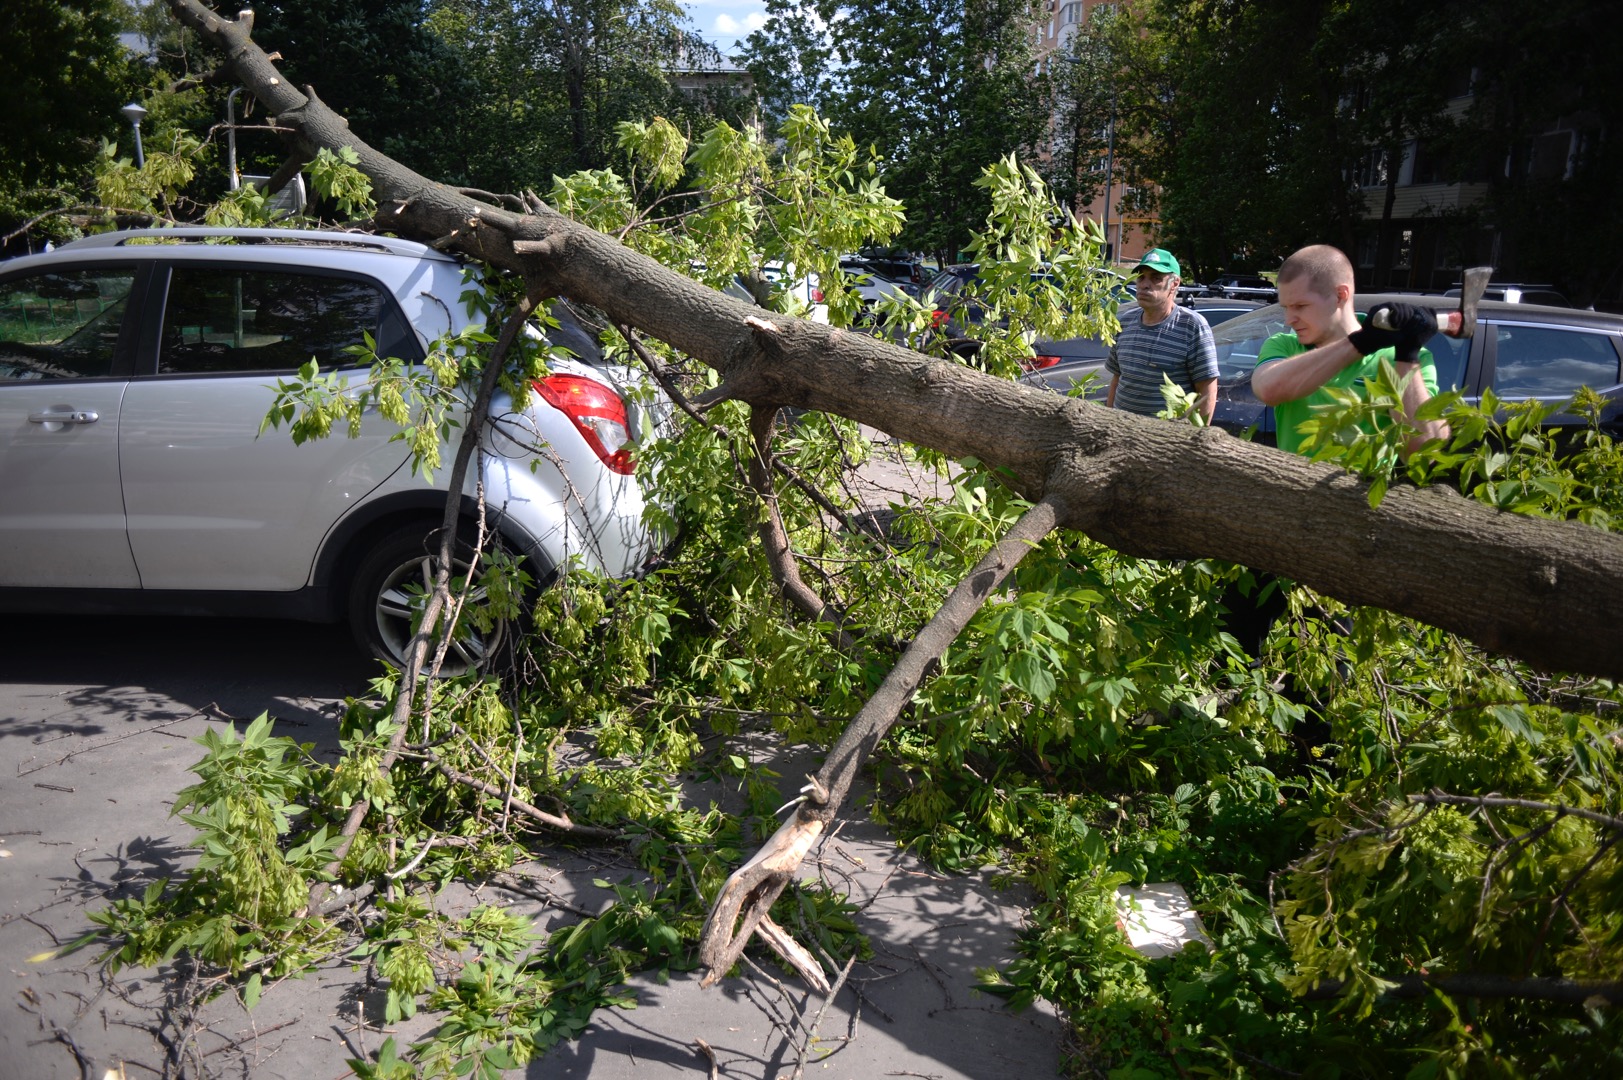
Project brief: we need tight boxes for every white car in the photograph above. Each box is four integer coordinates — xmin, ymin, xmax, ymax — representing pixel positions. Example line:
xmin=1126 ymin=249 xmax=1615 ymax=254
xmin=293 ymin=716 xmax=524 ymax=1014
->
xmin=0 ymin=228 xmax=668 ymax=670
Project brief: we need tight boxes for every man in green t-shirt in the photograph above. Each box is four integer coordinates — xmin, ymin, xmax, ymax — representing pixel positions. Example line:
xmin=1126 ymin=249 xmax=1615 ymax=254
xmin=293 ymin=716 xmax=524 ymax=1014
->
xmin=1253 ymin=245 xmax=1450 ymax=456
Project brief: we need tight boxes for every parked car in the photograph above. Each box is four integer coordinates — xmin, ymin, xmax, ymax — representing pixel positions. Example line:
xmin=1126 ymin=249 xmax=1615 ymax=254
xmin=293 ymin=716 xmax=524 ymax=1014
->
xmin=1020 ymin=298 xmax=1262 ymax=386
xmin=0 ymin=228 xmax=671 ymax=671
xmin=922 ymin=264 xmax=1132 ymax=341
xmin=1206 ymin=273 xmax=1278 ymax=302
xmin=1208 ymin=294 xmax=1623 ymax=443
xmin=1442 ymin=282 xmax=1571 ymax=307
xmin=838 ymin=255 xmax=912 ymax=315
xmin=853 ymin=250 xmax=928 ymax=291
xmin=756 ymin=261 xmax=829 ymax=322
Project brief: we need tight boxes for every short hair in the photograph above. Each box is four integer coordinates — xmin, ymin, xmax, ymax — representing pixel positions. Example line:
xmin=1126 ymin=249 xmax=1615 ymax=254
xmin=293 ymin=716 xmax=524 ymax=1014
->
xmin=1277 ymin=245 xmax=1354 ymax=298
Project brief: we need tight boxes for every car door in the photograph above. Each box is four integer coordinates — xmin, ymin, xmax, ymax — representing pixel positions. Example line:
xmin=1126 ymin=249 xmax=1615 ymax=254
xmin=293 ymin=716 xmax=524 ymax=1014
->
xmin=117 ymin=261 xmax=423 ymax=591
xmin=0 ymin=263 xmax=143 ymax=587
xmin=1482 ymin=318 xmax=1623 ymax=436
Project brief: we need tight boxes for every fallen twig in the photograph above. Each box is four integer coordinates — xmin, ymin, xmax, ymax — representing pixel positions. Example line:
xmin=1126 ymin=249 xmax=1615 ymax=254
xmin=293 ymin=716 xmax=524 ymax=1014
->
xmin=489 ymin=871 xmax=598 ymax=918
xmin=693 ymin=1036 xmax=720 ymax=1080
xmin=790 ymin=951 xmax=859 ymax=1080
xmin=18 ymin=707 xmax=226 ymax=777
xmin=429 ymin=757 xmax=619 ymax=839
xmin=1407 ymin=791 xmax=1623 ymax=834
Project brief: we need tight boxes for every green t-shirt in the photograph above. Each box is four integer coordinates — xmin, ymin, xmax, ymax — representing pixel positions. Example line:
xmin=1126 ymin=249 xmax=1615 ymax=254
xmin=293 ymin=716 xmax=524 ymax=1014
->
xmin=1255 ymin=333 xmax=1439 ymax=456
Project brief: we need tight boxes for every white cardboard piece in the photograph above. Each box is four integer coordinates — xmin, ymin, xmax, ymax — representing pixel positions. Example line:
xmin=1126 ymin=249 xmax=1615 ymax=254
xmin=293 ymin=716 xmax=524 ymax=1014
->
xmin=1114 ymin=882 xmax=1213 ymax=959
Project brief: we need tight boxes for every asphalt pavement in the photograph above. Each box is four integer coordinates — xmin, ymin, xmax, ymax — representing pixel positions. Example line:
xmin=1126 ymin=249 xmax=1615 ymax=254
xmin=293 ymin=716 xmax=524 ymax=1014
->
xmin=1 ymin=566 xmax=1063 ymax=1078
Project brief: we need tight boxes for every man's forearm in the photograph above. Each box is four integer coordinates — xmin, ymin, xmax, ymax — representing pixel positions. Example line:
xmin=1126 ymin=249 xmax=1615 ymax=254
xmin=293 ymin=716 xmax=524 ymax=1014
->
xmin=1105 ymin=372 xmax=1119 ymax=408
xmin=1195 ymin=378 xmax=1217 ymax=423
xmin=1253 ymin=339 xmax=1360 ymax=405
xmin=1396 ymin=362 xmax=1450 ymax=453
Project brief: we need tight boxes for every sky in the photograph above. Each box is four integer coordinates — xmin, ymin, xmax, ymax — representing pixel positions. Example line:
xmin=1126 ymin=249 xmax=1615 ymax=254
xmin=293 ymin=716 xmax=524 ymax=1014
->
xmin=683 ymin=0 xmax=769 ymax=55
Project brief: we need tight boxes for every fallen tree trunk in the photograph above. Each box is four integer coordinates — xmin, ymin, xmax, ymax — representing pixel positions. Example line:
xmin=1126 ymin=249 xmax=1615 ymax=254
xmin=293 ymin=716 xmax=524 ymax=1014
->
xmin=171 ymin=0 xmax=1623 ymax=986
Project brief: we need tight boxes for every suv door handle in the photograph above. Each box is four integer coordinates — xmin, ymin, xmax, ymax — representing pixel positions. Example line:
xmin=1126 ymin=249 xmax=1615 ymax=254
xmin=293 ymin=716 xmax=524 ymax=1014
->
xmin=28 ymin=409 xmax=100 ymax=425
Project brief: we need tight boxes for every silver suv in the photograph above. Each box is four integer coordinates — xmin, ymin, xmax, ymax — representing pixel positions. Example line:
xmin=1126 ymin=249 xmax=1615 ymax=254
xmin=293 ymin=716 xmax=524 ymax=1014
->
xmin=0 ymin=228 xmax=668 ymax=669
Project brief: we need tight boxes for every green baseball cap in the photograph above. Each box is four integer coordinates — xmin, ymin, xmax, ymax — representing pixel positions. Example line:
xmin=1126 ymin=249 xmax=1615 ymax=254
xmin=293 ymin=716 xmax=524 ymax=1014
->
xmin=1133 ymin=248 xmax=1180 ymax=276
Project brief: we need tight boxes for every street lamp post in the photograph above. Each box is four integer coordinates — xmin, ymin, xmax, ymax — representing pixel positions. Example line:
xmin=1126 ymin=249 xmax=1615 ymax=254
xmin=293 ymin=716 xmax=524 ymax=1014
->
xmin=1101 ymin=88 xmax=1116 ymax=266
xmin=120 ymin=103 xmax=148 ymax=168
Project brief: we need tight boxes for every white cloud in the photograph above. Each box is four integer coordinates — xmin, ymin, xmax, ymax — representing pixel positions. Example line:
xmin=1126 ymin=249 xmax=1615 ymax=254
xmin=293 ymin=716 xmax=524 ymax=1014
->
xmin=714 ymin=13 xmax=767 ymax=35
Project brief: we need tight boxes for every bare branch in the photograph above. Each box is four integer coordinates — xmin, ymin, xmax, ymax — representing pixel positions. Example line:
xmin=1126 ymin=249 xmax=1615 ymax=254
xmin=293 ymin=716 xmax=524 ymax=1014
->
xmin=749 ymin=406 xmax=860 ymax=653
xmin=1300 ymin=972 xmax=1623 ymax=1006
xmin=429 ymin=756 xmax=619 ymax=840
xmin=309 ymin=287 xmax=547 ymax=907
xmin=1407 ymin=791 xmax=1623 ymax=833
xmin=699 ymin=497 xmax=1066 ymax=983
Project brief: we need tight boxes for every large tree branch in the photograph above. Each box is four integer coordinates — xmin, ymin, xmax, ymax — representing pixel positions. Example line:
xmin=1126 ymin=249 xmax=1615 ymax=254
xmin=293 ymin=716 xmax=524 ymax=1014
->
xmin=696 ymin=497 xmax=1066 ymax=984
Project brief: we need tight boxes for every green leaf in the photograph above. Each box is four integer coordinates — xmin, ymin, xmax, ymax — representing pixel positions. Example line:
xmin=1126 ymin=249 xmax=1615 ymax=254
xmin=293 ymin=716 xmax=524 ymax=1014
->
xmin=243 ymin=971 xmax=262 ymax=1009
xmin=1008 ymin=651 xmax=1056 ymax=701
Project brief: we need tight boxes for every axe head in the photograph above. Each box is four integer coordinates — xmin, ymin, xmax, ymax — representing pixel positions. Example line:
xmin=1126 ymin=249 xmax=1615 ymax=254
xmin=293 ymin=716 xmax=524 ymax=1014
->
xmin=1451 ymin=266 xmax=1493 ymax=338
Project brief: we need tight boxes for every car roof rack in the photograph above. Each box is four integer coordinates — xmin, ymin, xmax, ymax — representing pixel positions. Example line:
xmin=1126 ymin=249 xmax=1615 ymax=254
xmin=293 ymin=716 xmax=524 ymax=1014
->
xmin=56 ymin=227 xmax=452 ymax=260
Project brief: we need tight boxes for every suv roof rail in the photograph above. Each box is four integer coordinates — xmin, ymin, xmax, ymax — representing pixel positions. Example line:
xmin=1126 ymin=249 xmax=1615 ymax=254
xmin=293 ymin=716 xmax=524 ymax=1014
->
xmin=57 ymin=227 xmax=453 ymax=260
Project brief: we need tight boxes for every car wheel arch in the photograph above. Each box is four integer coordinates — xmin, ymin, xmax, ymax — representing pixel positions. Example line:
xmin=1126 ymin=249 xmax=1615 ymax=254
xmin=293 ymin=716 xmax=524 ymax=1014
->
xmin=313 ymin=492 xmax=558 ymax=618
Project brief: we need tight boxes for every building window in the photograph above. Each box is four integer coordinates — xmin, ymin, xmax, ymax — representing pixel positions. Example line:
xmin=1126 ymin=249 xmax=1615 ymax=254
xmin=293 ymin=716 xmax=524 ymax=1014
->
xmin=1528 ymin=130 xmax=1574 ymax=181
xmin=1394 ymin=229 xmax=1414 ymax=270
xmin=1357 ymin=234 xmax=1378 ymax=268
xmin=1354 ymin=148 xmax=1387 ymax=189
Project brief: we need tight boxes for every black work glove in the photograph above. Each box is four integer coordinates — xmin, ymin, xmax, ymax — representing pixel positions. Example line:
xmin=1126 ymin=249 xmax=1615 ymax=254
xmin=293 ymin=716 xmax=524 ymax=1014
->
xmin=1365 ymin=302 xmax=1437 ymax=364
xmin=1346 ymin=318 xmax=1401 ymax=357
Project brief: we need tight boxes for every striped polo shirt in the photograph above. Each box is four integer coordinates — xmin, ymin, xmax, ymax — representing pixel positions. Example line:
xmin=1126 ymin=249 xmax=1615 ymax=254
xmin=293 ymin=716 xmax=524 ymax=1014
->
xmin=1105 ymin=305 xmax=1219 ymax=417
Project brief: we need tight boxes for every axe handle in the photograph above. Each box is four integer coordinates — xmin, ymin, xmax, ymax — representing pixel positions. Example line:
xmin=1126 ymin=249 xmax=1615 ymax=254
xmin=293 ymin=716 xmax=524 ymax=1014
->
xmin=1368 ymin=308 xmax=1468 ymax=337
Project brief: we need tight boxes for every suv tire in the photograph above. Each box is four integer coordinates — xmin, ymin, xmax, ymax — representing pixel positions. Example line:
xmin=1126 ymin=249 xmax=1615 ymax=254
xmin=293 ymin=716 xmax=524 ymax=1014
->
xmin=347 ymin=523 xmax=512 ymax=676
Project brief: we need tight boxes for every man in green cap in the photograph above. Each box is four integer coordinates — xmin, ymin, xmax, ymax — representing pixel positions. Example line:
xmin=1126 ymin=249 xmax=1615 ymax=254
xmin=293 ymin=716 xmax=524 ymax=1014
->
xmin=1105 ymin=247 xmax=1220 ymax=422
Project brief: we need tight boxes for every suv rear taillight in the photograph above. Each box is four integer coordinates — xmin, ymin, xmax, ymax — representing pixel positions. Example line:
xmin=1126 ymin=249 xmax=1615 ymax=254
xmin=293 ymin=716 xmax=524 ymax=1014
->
xmin=930 ymin=309 xmax=949 ymax=329
xmin=534 ymin=374 xmax=636 ymax=475
xmin=1021 ymin=355 xmax=1062 ymax=371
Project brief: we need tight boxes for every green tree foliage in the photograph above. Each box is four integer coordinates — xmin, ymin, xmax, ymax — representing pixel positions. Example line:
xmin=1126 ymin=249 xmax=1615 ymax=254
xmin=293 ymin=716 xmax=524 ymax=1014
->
xmin=1052 ymin=0 xmax=1370 ymax=277
xmin=425 ymin=0 xmax=754 ymax=191
xmin=731 ymin=0 xmax=833 ymax=128
xmin=1041 ymin=6 xmax=1115 ymax=223
xmin=1052 ymin=0 xmax=1622 ymax=296
xmin=0 ymin=0 xmax=139 ymax=251
xmin=1322 ymin=1 xmax=1466 ymax=286
xmin=740 ymin=0 xmax=1052 ymax=261
xmin=1443 ymin=0 xmax=1623 ymax=303
xmin=46 ymin=60 xmax=1623 ymax=1073
xmin=247 ymin=1 xmax=482 ymax=183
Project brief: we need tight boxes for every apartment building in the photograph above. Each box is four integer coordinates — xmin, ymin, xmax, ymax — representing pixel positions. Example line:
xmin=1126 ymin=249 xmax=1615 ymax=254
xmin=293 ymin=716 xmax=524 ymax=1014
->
xmin=1031 ymin=1 xmax=1156 ymax=270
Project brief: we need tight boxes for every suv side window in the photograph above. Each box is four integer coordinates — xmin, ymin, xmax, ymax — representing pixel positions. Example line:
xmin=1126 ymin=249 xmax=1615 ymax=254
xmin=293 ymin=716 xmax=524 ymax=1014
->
xmin=1423 ymin=332 xmax=1469 ymax=393
xmin=158 ymin=267 xmax=410 ymax=375
xmin=0 ymin=268 xmax=136 ymax=381
xmin=1493 ymin=324 xmax=1621 ymax=400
